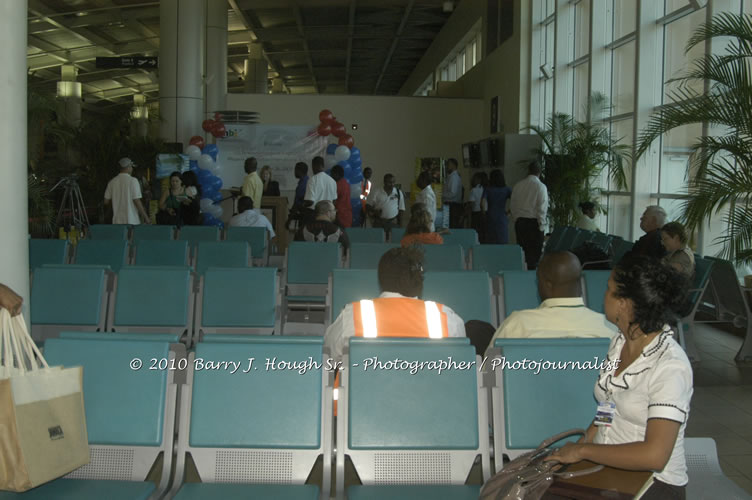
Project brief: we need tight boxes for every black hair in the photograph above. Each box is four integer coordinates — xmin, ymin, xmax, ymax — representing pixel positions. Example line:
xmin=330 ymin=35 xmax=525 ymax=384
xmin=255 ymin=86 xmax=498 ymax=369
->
xmin=528 ymin=160 xmax=541 ymax=176
xmin=295 ymin=162 xmax=308 ymax=176
xmin=612 ymin=254 xmax=689 ymax=336
xmin=579 ymin=201 xmax=595 ymax=212
xmin=170 ymin=171 xmax=182 ymax=180
xmin=331 ymin=165 xmax=344 ymax=180
xmin=312 ymin=156 xmax=324 ymax=170
xmin=181 ymin=171 xmax=202 ymax=198
xmin=237 ymin=196 xmax=253 ymax=213
xmin=447 ymin=158 xmax=458 ymax=168
xmin=378 ymin=247 xmax=425 ymax=298
xmin=489 ymin=169 xmax=506 ymax=187
xmin=416 ymin=171 xmax=432 ymax=190
xmin=244 ymin=157 xmax=257 ymax=173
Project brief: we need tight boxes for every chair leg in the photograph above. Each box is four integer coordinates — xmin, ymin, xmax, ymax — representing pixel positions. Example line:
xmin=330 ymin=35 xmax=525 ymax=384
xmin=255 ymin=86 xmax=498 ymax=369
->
xmin=679 ymin=321 xmax=701 ymax=363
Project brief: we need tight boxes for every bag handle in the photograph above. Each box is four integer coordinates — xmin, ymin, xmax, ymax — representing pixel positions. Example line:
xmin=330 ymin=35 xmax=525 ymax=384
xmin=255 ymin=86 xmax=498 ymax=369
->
xmin=0 ymin=309 xmax=48 ymax=372
xmin=13 ymin=314 xmax=48 ymax=370
xmin=536 ymin=428 xmax=605 ymax=479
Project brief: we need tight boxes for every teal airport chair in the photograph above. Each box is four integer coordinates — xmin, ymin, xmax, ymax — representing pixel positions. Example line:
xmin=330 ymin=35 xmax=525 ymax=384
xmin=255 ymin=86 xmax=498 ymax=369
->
xmin=337 ymin=338 xmax=489 ymax=499
xmin=166 ymin=338 xmax=330 ymax=500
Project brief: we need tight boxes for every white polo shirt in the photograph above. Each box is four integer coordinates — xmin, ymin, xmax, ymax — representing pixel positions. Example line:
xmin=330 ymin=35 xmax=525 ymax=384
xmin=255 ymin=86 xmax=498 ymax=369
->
xmin=304 ymin=172 xmax=337 ymax=205
xmin=510 ymin=174 xmax=549 ymax=231
xmin=229 ymin=209 xmax=276 ymax=238
xmin=104 ymin=173 xmax=142 ymax=225
xmin=594 ymin=326 xmax=692 ymax=486
xmin=414 ymin=185 xmax=436 ymax=231
xmin=367 ymin=187 xmax=405 ymax=220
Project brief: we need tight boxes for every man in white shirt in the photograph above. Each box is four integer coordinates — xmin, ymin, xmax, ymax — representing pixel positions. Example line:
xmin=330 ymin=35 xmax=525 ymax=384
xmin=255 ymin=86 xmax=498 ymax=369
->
xmin=485 ymin=252 xmax=615 ymax=353
xmin=414 ymin=171 xmax=436 ymax=232
xmin=442 ymin=158 xmax=463 ymax=228
xmin=104 ymin=157 xmax=150 ymax=225
xmin=304 ymin=156 xmax=337 ymax=209
xmin=229 ymin=196 xmax=277 ymax=247
xmin=366 ymin=173 xmax=405 ymax=238
xmin=510 ymin=161 xmax=549 ymax=269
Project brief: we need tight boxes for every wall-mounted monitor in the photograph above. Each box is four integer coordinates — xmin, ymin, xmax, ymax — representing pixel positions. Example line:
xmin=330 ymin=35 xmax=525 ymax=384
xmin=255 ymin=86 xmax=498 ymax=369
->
xmin=462 ymin=142 xmax=481 ymax=168
xmin=479 ymin=138 xmax=501 ymax=167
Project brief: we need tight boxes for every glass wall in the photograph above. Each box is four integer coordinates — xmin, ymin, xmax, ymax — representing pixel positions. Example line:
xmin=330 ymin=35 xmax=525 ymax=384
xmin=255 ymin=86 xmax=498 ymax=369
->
xmin=527 ymin=0 xmax=746 ymax=254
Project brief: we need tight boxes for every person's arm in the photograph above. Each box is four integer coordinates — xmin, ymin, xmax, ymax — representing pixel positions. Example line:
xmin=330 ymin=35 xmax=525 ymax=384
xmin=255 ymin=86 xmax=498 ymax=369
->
xmin=0 ymin=284 xmax=23 ymax=316
xmin=159 ymin=190 xmax=169 ymax=210
xmin=133 ymin=198 xmax=151 ymax=224
xmin=537 ymin=184 xmax=549 ymax=230
xmin=546 ymin=418 xmax=681 ymax=471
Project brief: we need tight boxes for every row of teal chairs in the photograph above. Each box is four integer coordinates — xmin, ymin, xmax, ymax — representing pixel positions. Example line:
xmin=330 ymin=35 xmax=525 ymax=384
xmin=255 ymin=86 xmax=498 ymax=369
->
xmin=346 ymin=227 xmax=479 ymax=250
xmin=345 ymin=243 xmax=525 ymax=272
xmin=30 ymin=239 xmax=264 ymax=274
xmin=30 ymin=265 xmax=281 ymax=346
xmin=21 ymin=334 xmax=613 ymax=499
xmin=546 ymin=226 xmax=634 ymax=264
xmin=30 ymin=227 xmax=269 ymax=270
xmin=326 ymin=268 xmax=612 ymax=328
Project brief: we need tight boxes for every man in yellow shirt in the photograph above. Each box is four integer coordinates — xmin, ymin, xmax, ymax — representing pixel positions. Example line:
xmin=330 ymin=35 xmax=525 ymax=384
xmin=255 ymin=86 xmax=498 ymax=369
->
xmin=241 ymin=157 xmax=263 ymax=209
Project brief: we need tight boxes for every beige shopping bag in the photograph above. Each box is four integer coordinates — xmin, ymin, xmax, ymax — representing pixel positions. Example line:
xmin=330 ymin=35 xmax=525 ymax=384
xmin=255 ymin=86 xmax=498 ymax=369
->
xmin=0 ymin=310 xmax=89 ymax=492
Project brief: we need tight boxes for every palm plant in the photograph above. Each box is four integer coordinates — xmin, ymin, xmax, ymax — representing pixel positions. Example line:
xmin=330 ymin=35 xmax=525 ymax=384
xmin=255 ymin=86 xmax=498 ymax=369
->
xmin=635 ymin=12 xmax=752 ymax=265
xmin=526 ymin=92 xmax=630 ymax=228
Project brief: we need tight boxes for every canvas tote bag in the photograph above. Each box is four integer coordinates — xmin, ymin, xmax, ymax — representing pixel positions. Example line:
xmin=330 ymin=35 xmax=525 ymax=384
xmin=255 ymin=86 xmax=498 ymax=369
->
xmin=0 ymin=309 xmax=89 ymax=492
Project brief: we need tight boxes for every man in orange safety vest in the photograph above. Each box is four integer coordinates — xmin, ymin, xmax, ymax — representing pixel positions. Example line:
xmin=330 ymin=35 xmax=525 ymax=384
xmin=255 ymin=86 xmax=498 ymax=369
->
xmin=324 ymin=246 xmax=466 ymax=361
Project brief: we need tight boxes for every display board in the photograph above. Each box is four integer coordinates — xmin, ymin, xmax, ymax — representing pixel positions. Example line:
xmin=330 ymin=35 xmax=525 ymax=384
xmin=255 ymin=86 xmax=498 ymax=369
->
xmin=215 ymin=124 xmax=328 ymax=191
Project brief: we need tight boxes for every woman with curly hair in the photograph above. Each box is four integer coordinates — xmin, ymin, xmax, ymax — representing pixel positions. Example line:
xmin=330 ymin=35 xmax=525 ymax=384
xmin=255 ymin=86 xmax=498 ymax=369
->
xmin=401 ymin=204 xmax=444 ymax=247
xmin=547 ymin=255 xmax=692 ymax=499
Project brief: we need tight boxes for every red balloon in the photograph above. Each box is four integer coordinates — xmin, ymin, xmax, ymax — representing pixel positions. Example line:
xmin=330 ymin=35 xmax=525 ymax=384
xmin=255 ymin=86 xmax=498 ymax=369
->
xmin=214 ymin=112 xmax=221 ymax=120
xmin=211 ymin=122 xmax=226 ymax=138
xmin=319 ymin=109 xmax=334 ymax=124
xmin=331 ymin=122 xmax=346 ymax=138
xmin=338 ymin=134 xmax=354 ymax=148
xmin=202 ymin=119 xmax=215 ymax=132
xmin=317 ymin=122 xmax=332 ymax=136
xmin=189 ymin=135 xmax=205 ymax=149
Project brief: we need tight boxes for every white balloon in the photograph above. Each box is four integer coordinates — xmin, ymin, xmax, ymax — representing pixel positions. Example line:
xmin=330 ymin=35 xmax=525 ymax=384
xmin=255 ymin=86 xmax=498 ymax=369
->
xmin=334 ymin=145 xmax=351 ymax=162
xmin=199 ymin=198 xmax=213 ymax=211
xmin=186 ymin=145 xmax=202 ymax=161
xmin=324 ymin=155 xmax=338 ymax=169
xmin=209 ymin=204 xmax=223 ymax=218
xmin=209 ymin=161 xmax=222 ymax=175
xmin=198 ymin=154 xmax=214 ymax=170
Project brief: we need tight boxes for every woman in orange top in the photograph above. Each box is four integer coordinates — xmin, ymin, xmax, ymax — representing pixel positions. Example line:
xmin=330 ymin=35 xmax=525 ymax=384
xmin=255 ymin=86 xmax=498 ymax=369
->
xmin=401 ymin=204 xmax=444 ymax=246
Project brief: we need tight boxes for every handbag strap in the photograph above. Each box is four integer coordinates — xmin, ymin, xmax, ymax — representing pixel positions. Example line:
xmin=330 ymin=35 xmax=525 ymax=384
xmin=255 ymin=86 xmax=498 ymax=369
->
xmin=554 ymin=464 xmax=605 ymax=479
xmin=0 ymin=310 xmax=48 ymax=372
xmin=536 ymin=428 xmax=587 ymax=450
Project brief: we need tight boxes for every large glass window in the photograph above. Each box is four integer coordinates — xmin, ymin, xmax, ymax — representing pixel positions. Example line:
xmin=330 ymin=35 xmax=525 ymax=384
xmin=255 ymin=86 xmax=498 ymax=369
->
xmin=613 ymin=0 xmax=637 ymax=39
xmin=663 ymin=8 xmax=706 ymax=102
xmin=573 ymin=62 xmax=589 ymax=122
xmin=574 ymin=0 xmax=590 ymax=58
xmin=611 ymin=40 xmax=635 ymax=114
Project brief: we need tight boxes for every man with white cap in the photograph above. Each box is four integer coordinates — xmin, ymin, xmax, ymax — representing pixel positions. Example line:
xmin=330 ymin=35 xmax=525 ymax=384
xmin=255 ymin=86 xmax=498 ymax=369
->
xmin=104 ymin=157 xmax=150 ymax=224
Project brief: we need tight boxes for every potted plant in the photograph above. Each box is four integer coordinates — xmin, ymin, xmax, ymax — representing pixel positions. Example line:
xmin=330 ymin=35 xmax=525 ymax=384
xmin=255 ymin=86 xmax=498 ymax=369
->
xmin=635 ymin=12 xmax=752 ymax=266
xmin=526 ymin=93 xmax=630 ymax=228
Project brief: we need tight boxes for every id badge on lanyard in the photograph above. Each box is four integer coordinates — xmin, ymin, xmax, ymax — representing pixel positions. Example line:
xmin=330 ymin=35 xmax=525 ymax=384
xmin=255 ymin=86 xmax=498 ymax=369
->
xmin=594 ymin=391 xmax=615 ymax=427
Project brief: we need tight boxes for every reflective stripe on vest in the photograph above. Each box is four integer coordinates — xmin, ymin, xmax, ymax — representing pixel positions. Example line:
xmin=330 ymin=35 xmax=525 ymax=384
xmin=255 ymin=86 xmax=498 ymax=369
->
xmin=352 ymin=297 xmax=449 ymax=339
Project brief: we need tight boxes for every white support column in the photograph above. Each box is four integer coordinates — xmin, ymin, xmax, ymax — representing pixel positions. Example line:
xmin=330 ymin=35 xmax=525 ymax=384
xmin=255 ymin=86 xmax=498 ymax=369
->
xmin=528 ymin=0 xmax=545 ymax=128
xmin=588 ymin=1 xmax=611 ymax=100
xmin=244 ymin=41 xmax=268 ymax=93
xmin=205 ymin=0 xmax=227 ymax=117
xmin=159 ymin=0 xmax=205 ymax=147
xmin=0 ymin=0 xmax=29 ymax=320
xmin=630 ymin=0 xmax=665 ymax=240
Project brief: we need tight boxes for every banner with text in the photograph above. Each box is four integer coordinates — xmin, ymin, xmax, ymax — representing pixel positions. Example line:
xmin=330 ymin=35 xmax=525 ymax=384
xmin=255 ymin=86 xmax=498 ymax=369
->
xmin=216 ymin=124 xmax=328 ymax=192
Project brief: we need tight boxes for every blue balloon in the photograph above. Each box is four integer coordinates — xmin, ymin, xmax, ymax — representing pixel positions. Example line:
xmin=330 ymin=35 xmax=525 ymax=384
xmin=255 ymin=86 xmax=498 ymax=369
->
xmin=343 ymin=164 xmax=352 ymax=178
xmin=210 ymin=176 xmax=223 ymax=191
xmin=210 ymin=191 xmax=223 ymax=203
xmin=350 ymin=171 xmax=364 ymax=183
xmin=203 ymin=214 xmax=216 ymax=226
xmin=202 ymin=144 xmax=219 ymax=160
xmin=326 ymin=143 xmax=338 ymax=155
xmin=189 ymin=160 xmax=199 ymax=172
xmin=350 ymin=147 xmax=361 ymax=159
xmin=350 ymin=157 xmax=362 ymax=169
xmin=336 ymin=160 xmax=350 ymax=168
xmin=197 ymin=169 xmax=213 ymax=185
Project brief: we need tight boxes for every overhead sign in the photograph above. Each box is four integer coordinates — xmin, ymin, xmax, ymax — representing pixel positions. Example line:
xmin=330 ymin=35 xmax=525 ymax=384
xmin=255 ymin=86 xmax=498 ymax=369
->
xmin=95 ymin=56 xmax=158 ymax=69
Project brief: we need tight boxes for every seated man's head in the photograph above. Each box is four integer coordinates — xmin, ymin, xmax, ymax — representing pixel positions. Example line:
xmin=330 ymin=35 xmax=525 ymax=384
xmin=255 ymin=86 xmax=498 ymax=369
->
xmin=237 ymin=196 xmax=254 ymax=214
xmin=244 ymin=157 xmax=257 ymax=174
xmin=315 ymin=200 xmax=336 ymax=222
xmin=378 ymin=247 xmax=425 ymax=298
xmin=579 ymin=201 xmax=596 ymax=219
xmin=383 ymin=173 xmax=395 ymax=193
xmin=639 ymin=205 xmax=667 ymax=233
xmin=536 ymin=251 xmax=582 ymax=301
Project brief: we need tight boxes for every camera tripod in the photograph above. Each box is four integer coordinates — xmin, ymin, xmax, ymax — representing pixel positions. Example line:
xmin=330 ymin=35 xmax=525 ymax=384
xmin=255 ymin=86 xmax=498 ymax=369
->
xmin=51 ymin=175 xmax=90 ymax=233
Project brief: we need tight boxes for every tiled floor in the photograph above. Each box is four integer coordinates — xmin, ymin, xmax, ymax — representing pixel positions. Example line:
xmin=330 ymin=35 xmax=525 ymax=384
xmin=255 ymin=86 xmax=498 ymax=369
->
xmin=687 ymin=323 xmax=752 ymax=494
